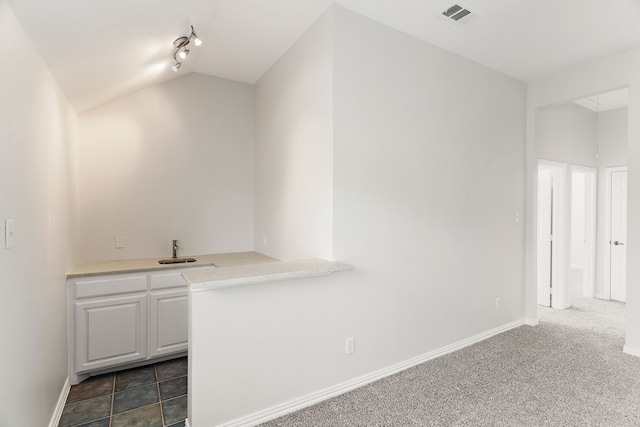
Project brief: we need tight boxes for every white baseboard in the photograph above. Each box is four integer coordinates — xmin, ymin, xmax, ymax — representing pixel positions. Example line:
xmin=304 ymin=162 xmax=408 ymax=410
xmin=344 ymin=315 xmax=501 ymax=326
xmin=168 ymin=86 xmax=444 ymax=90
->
xmin=186 ymin=418 xmax=191 ymax=427
xmin=48 ymin=378 xmax=71 ymax=427
xmin=623 ymin=345 xmax=640 ymax=358
xmin=218 ymin=319 xmax=525 ymax=427
xmin=524 ymin=317 xmax=539 ymax=326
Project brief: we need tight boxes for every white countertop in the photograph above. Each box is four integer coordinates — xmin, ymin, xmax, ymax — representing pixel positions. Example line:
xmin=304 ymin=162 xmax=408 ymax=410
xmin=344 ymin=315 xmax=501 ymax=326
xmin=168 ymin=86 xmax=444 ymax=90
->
xmin=183 ymin=258 xmax=352 ymax=290
xmin=67 ymin=252 xmax=278 ymax=278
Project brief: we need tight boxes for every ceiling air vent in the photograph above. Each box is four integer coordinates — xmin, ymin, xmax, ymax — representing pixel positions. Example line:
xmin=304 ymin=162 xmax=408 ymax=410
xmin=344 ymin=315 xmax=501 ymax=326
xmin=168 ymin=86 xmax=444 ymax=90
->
xmin=440 ymin=4 xmax=483 ymax=27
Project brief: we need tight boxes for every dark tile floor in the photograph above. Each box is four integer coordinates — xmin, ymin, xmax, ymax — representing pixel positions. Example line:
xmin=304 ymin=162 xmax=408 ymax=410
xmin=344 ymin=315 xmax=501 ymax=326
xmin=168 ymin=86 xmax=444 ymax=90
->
xmin=58 ymin=357 xmax=188 ymax=427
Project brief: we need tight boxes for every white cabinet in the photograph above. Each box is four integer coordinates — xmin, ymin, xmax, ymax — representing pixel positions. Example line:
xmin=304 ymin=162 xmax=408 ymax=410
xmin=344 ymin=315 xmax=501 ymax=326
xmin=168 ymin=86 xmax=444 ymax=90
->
xmin=148 ymin=272 xmax=189 ymax=357
xmin=68 ymin=268 xmax=197 ymax=384
xmin=75 ymin=293 xmax=148 ymax=372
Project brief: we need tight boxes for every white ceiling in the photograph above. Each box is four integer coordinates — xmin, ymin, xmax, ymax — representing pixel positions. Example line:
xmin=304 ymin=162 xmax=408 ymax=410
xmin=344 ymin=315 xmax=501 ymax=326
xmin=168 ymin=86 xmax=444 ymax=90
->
xmin=6 ymin=0 xmax=640 ymax=112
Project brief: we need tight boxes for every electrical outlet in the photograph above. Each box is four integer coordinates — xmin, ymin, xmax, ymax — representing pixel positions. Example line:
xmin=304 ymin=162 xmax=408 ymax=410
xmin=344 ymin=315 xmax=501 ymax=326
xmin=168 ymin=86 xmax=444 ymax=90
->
xmin=345 ymin=337 xmax=355 ymax=355
xmin=115 ymin=236 xmax=126 ymax=249
xmin=495 ymin=297 xmax=501 ymax=309
xmin=5 ymin=219 xmax=15 ymax=249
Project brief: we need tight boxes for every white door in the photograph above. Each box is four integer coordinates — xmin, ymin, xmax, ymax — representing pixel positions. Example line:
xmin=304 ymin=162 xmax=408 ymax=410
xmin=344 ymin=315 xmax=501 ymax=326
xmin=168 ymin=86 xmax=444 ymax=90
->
xmin=75 ymin=294 xmax=148 ymax=373
xmin=610 ymin=170 xmax=627 ymax=302
xmin=537 ymin=170 xmax=553 ymax=307
xmin=148 ymin=289 xmax=188 ymax=357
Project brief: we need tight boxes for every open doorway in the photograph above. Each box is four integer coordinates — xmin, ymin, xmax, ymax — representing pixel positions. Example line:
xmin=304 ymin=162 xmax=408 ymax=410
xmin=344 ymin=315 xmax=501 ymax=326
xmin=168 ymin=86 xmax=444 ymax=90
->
xmin=535 ymin=87 xmax=628 ymax=311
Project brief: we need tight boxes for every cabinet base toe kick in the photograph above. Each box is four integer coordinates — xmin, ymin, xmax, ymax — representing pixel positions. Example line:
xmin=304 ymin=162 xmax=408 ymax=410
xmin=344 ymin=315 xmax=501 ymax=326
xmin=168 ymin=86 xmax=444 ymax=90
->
xmin=70 ymin=351 xmax=188 ymax=385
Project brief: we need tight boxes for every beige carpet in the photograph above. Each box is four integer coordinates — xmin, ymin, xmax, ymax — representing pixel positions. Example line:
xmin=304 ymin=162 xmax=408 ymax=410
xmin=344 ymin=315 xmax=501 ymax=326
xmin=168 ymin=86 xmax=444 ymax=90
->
xmin=262 ymin=296 xmax=640 ymax=426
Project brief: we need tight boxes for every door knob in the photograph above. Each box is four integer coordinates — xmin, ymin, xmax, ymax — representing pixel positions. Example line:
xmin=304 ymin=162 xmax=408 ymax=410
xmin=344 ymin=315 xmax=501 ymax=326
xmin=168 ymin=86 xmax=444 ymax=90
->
xmin=613 ymin=241 xmax=625 ymax=246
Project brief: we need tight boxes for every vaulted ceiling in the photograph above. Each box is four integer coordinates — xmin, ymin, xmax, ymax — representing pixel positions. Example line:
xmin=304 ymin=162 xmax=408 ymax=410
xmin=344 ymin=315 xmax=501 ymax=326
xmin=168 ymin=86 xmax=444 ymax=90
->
xmin=6 ymin=0 xmax=640 ymax=112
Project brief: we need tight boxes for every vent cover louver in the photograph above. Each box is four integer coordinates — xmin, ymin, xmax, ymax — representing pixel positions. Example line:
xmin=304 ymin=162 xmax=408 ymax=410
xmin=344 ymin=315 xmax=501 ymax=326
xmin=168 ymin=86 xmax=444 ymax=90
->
xmin=441 ymin=4 xmax=483 ymax=26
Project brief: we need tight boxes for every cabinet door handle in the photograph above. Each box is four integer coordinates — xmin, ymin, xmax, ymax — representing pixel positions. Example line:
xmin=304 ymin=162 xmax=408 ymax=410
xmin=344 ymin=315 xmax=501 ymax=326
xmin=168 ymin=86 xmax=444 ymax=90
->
xmin=613 ymin=241 xmax=625 ymax=246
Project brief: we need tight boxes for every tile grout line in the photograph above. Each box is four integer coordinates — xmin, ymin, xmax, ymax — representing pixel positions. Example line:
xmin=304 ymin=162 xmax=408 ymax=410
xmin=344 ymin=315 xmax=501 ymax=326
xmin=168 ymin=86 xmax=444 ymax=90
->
xmin=63 ymin=359 xmax=187 ymax=427
xmin=109 ymin=373 xmax=115 ymax=427
xmin=156 ymin=363 xmax=167 ymax=427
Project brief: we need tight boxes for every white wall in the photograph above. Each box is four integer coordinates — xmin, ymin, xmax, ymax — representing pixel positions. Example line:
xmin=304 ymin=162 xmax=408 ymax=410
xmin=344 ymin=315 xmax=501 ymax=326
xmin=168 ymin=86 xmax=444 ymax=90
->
xmin=536 ymin=103 xmax=597 ymax=166
xmin=191 ymin=11 xmax=334 ymax=424
xmin=78 ymin=73 xmax=254 ymax=261
xmin=0 ymin=1 xmax=78 ymax=425
xmin=597 ymin=107 xmax=628 ymax=169
xmin=332 ymin=6 xmax=526 ymax=358
xmin=525 ymin=48 xmax=640 ymax=351
xmin=254 ymin=9 xmax=333 ymax=261
xmin=191 ymin=6 xmax=527 ymax=426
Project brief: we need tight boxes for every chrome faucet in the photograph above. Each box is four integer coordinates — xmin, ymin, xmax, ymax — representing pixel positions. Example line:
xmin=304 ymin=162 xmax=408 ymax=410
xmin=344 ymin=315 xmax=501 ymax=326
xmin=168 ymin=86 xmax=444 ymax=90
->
xmin=172 ymin=240 xmax=178 ymax=259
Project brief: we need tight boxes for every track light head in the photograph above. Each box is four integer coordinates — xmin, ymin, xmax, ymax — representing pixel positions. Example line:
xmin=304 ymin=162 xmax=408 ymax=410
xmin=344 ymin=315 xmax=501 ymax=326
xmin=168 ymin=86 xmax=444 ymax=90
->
xmin=170 ymin=26 xmax=202 ymax=72
xmin=191 ymin=26 xmax=202 ymax=46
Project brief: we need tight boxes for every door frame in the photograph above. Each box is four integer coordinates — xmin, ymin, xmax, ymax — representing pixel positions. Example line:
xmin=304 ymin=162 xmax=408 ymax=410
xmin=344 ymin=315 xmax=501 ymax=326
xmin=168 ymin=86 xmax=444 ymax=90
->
xmin=537 ymin=160 xmax=568 ymax=309
xmin=537 ymin=168 xmax=553 ymax=307
xmin=570 ymin=165 xmax=597 ymax=299
xmin=604 ymin=166 xmax=628 ymax=300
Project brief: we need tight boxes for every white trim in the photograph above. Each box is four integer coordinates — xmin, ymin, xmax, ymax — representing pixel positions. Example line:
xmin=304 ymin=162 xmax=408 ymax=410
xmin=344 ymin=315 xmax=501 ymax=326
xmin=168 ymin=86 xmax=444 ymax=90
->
xmin=48 ymin=378 xmax=71 ymax=427
xmin=538 ymin=160 xmax=568 ymax=309
xmin=186 ymin=418 xmax=192 ymax=427
xmin=524 ymin=318 xmax=539 ymax=326
xmin=604 ymin=166 xmax=627 ymax=300
xmin=570 ymin=165 xmax=597 ymax=299
xmin=216 ymin=320 xmax=525 ymax=427
xmin=623 ymin=345 xmax=640 ymax=358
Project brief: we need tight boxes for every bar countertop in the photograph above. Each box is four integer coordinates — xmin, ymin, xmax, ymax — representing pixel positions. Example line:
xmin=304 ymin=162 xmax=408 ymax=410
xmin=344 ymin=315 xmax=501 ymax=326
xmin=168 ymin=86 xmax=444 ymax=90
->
xmin=67 ymin=251 xmax=278 ymax=278
xmin=183 ymin=258 xmax=352 ymax=290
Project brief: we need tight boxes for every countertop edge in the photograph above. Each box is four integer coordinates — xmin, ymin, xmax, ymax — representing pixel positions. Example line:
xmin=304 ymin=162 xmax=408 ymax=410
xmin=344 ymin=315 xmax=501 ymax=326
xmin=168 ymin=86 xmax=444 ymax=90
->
xmin=66 ymin=262 xmax=217 ymax=279
xmin=185 ymin=259 xmax=352 ymax=291
xmin=66 ymin=252 xmax=278 ymax=278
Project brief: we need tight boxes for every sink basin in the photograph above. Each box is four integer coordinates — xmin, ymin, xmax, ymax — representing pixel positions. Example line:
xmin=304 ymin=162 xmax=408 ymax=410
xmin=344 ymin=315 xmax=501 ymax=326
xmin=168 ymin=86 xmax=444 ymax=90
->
xmin=158 ymin=257 xmax=197 ymax=265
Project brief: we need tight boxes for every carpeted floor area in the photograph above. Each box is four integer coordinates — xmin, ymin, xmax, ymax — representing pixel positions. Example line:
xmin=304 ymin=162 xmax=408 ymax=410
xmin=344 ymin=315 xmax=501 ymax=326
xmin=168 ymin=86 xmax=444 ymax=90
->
xmin=262 ymin=296 xmax=640 ymax=426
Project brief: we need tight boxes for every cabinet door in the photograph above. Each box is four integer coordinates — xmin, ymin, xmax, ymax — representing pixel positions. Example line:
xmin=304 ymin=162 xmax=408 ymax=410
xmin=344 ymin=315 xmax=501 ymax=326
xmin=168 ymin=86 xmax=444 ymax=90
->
xmin=75 ymin=294 xmax=147 ymax=373
xmin=148 ymin=289 xmax=188 ymax=357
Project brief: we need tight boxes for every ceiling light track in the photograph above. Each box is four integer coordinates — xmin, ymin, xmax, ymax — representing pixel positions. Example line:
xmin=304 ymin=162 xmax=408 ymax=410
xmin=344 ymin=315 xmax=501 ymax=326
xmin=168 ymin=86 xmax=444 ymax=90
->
xmin=171 ymin=25 xmax=202 ymax=72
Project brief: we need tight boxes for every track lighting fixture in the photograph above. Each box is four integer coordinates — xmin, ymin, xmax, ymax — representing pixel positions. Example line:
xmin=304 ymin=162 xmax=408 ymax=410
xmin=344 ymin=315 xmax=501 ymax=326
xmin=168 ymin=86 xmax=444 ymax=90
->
xmin=171 ymin=25 xmax=201 ymax=72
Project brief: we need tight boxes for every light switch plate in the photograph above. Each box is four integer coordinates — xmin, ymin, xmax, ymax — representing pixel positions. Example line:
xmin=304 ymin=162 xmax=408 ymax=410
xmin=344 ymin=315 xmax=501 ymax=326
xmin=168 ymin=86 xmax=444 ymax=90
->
xmin=345 ymin=337 xmax=355 ymax=355
xmin=5 ymin=219 xmax=15 ymax=249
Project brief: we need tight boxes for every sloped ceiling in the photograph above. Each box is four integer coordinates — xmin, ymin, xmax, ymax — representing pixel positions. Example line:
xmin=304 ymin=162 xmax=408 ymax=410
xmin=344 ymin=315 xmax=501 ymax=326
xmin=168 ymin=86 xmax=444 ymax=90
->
xmin=6 ymin=0 xmax=640 ymax=112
